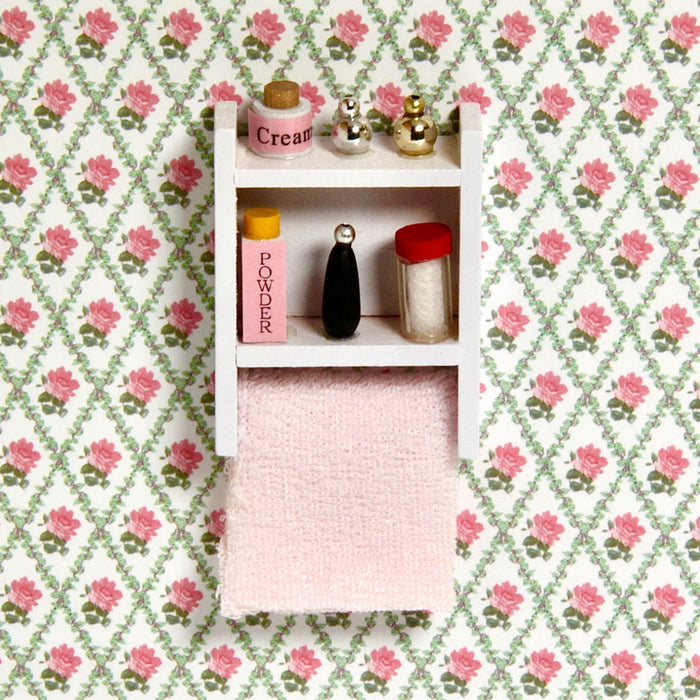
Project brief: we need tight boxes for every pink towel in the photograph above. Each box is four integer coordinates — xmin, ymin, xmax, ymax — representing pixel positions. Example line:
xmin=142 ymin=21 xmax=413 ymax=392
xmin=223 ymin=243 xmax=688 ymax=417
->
xmin=219 ymin=366 xmax=458 ymax=617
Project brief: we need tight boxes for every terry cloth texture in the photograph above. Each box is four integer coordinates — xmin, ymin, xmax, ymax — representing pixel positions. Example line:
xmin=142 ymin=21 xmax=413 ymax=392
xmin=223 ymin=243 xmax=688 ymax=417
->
xmin=219 ymin=366 xmax=458 ymax=618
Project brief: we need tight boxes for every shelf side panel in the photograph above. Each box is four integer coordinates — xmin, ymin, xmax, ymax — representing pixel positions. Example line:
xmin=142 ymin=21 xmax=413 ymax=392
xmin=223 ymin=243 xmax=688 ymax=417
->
xmin=214 ymin=102 xmax=239 ymax=457
xmin=457 ymin=103 xmax=482 ymax=461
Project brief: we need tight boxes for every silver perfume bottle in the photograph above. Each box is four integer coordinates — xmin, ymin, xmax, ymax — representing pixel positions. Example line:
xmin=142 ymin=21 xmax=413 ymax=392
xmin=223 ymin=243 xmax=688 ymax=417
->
xmin=331 ymin=96 xmax=372 ymax=155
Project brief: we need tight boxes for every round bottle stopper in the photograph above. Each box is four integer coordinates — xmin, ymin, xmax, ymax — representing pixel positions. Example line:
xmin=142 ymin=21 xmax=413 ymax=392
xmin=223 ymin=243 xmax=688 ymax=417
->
xmin=263 ymin=80 xmax=300 ymax=109
xmin=338 ymin=96 xmax=360 ymax=119
xmin=403 ymin=94 xmax=425 ymax=116
xmin=334 ymin=223 xmax=355 ymax=244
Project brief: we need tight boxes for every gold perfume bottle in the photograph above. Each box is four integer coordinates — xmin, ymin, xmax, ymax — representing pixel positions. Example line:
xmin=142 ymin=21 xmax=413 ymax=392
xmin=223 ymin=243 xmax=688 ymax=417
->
xmin=393 ymin=94 xmax=437 ymax=157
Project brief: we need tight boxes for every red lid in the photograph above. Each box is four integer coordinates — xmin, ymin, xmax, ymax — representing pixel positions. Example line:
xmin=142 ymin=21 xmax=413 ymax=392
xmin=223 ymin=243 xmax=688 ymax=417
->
xmin=395 ymin=222 xmax=452 ymax=262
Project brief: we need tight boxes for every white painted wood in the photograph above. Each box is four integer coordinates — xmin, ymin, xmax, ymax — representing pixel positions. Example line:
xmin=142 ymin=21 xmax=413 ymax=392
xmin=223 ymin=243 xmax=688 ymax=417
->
xmin=214 ymin=102 xmax=482 ymax=459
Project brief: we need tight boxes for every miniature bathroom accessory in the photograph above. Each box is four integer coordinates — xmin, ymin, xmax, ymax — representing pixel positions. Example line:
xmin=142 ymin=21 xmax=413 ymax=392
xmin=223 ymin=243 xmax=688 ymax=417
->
xmin=331 ymin=96 xmax=373 ymax=155
xmin=321 ymin=223 xmax=361 ymax=339
xmin=247 ymin=80 xmax=312 ymax=159
xmin=393 ymin=94 xmax=437 ymax=157
xmin=395 ymin=222 xmax=453 ymax=343
xmin=240 ymin=207 xmax=287 ymax=342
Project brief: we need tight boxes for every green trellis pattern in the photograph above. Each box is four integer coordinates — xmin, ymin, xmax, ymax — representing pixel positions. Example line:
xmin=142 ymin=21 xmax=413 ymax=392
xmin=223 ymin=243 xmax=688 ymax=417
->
xmin=1 ymin=0 xmax=698 ymax=698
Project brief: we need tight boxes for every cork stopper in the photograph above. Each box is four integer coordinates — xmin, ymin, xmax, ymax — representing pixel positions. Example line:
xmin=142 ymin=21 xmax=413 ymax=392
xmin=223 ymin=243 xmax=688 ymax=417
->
xmin=263 ymin=80 xmax=300 ymax=109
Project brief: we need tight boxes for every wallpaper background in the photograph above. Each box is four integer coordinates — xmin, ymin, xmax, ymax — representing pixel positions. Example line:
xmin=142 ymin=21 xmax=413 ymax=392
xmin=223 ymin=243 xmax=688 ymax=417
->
xmin=1 ymin=0 xmax=699 ymax=698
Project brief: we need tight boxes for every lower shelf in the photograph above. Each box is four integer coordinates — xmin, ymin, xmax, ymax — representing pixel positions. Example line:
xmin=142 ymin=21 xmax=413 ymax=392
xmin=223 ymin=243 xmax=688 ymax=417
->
xmin=235 ymin=316 xmax=459 ymax=368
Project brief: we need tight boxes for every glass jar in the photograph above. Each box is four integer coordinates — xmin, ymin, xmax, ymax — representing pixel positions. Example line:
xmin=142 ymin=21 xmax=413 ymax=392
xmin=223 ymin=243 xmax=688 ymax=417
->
xmin=395 ymin=222 xmax=453 ymax=343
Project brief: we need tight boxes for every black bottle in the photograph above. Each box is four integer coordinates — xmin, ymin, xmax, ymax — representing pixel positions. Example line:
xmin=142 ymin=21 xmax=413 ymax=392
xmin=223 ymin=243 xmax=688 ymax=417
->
xmin=321 ymin=224 xmax=361 ymax=339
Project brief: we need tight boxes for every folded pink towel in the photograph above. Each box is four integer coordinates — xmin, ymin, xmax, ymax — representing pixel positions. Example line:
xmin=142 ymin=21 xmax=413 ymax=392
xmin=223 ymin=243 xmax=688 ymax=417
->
xmin=219 ymin=366 xmax=458 ymax=617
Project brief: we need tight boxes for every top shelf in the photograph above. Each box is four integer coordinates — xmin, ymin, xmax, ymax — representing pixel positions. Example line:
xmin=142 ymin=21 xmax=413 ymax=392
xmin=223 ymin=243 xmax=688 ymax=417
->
xmin=234 ymin=135 xmax=461 ymax=188
xmin=214 ymin=103 xmax=462 ymax=189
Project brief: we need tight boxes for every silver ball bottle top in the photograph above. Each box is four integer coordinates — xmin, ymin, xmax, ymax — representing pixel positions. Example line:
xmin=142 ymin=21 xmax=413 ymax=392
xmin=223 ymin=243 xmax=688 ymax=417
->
xmin=334 ymin=223 xmax=355 ymax=244
xmin=331 ymin=96 xmax=372 ymax=155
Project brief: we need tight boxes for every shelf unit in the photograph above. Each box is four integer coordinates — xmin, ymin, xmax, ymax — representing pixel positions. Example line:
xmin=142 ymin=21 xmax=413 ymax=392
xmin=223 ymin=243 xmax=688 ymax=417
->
xmin=214 ymin=101 xmax=482 ymax=459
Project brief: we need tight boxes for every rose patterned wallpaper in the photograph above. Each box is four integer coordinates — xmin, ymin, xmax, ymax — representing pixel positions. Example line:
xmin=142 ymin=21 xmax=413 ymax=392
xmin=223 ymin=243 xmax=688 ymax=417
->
xmin=0 ymin=1 xmax=698 ymax=698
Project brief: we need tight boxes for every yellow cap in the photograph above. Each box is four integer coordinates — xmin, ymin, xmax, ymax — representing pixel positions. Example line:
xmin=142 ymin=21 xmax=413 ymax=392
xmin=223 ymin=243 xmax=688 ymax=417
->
xmin=243 ymin=207 xmax=280 ymax=240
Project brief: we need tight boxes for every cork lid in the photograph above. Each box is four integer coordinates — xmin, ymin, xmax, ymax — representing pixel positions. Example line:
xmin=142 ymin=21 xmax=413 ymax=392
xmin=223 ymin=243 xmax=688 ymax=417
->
xmin=263 ymin=80 xmax=300 ymax=109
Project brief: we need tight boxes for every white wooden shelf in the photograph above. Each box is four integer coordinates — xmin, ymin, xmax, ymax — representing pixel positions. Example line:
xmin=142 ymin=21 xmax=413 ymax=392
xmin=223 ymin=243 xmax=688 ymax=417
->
xmin=236 ymin=316 xmax=459 ymax=368
xmin=214 ymin=101 xmax=482 ymax=459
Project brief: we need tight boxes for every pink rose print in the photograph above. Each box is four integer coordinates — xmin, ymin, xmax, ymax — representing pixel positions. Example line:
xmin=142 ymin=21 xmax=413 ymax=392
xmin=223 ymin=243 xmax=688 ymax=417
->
xmin=123 ymin=507 xmax=161 ymax=554
xmin=245 ymin=9 xmax=285 ymax=61
xmin=489 ymin=302 xmax=529 ymax=351
xmin=121 ymin=225 xmax=160 ymax=275
xmin=617 ymin=84 xmax=658 ymax=135
xmin=0 ymin=7 xmax=35 ymax=57
xmin=0 ymin=154 xmax=37 ymax=204
xmin=3 ymin=438 xmax=40 ymax=487
xmin=328 ymin=10 xmax=368 ymax=61
xmin=534 ymin=84 xmax=574 ymax=135
xmin=299 ymin=81 xmax=325 ymax=117
xmin=485 ymin=581 xmax=524 ymax=628
xmin=568 ymin=444 xmax=607 ymax=492
xmin=78 ymin=8 xmax=118 ymax=60
xmin=369 ymin=82 xmax=404 ymax=130
xmin=564 ymin=582 xmax=604 ymax=630
xmin=4 ymin=576 xmax=42 ymax=624
xmin=364 ymin=646 xmax=401 ymax=692
xmin=164 ymin=577 xmax=203 ymax=625
xmin=44 ymin=506 xmax=80 ymax=544
xmin=607 ymin=513 xmax=645 ymax=561
xmin=163 ymin=439 xmax=203 ymax=487
xmin=493 ymin=158 xmax=532 ymax=209
xmin=123 ymin=645 xmax=162 ymax=692
xmin=202 ymin=82 xmax=243 ymax=130
xmin=457 ymin=83 xmax=491 ymax=115
xmin=664 ymin=13 xmax=700 ymax=64
xmin=204 ymin=645 xmax=242 ymax=691
xmin=38 ymin=224 xmax=78 ymax=275
xmin=163 ymin=298 xmax=203 ymax=349
xmin=522 ymin=649 xmax=561 ymax=694
xmin=162 ymin=155 xmax=202 ymax=206
xmin=283 ymin=645 xmax=322 ymax=691
xmin=83 ymin=578 xmax=122 ymax=626
xmin=495 ymin=11 xmax=536 ymax=62
xmin=119 ymin=80 xmax=159 ymax=132
xmin=647 ymin=583 xmax=685 ymax=632
xmin=610 ymin=372 xmax=649 ymax=422
xmin=525 ymin=511 xmax=564 ymax=559
xmin=80 ymin=155 xmax=118 ymax=205
xmin=412 ymin=11 xmax=452 ymax=63
xmin=648 ymin=445 xmax=689 ymax=495
xmin=202 ymin=508 xmax=225 ymax=555
xmin=162 ymin=9 xmax=201 ymax=60
xmin=531 ymin=229 xmax=571 ymax=279
xmin=684 ymin=655 xmax=700 ymax=695
xmin=655 ymin=304 xmax=694 ymax=351
xmin=456 ymin=509 xmax=483 ymax=557
xmin=613 ymin=229 xmax=653 ymax=280
xmin=571 ymin=302 xmax=611 ymax=352
xmin=528 ymin=371 xmax=568 ymax=421
xmin=575 ymin=159 xmax=615 ymax=209
xmin=603 ymin=650 xmax=642 ymax=695
xmin=80 ymin=298 xmax=121 ymax=348
xmin=45 ymin=644 xmax=81 ymax=692
xmin=487 ymin=442 xmax=526 ymax=492
xmin=40 ymin=367 xmax=79 ymax=416
xmin=658 ymin=160 xmax=698 ymax=211
xmin=580 ymin=12 xmax=619 ymax=63
xmin=442 ymin=647 xmax=480 ymax=693
xmin=36 ymin=80 xmax=76 ymax=130
xmin=122 ymin=367 xmax=160 ymax=416
xmin=1 ymin=297 xmax=39 ymax=347
xmin=83 ymin=438 xmax=121 ymax=486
